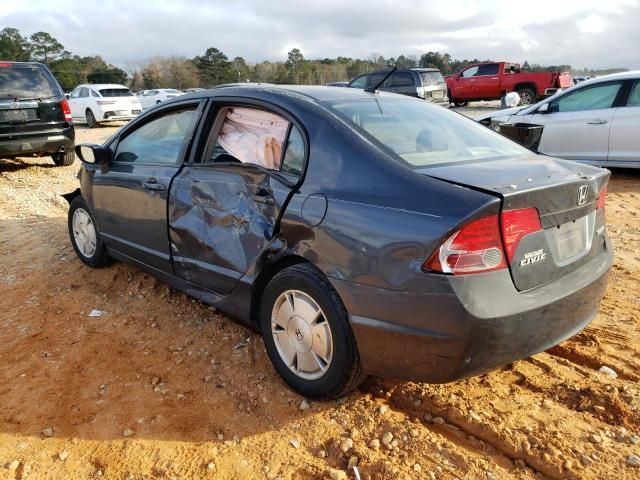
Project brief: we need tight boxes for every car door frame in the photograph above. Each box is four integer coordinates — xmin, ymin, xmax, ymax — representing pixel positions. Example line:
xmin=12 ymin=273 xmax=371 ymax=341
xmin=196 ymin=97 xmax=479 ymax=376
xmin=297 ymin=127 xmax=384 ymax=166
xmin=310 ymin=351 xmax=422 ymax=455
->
xmin=87 ymin=98 xmax=208 ymax=272
xmin=168 ymin=96 xmax=309 ymax=295
xmin=607 ymin=78 xmax=640 ymax=166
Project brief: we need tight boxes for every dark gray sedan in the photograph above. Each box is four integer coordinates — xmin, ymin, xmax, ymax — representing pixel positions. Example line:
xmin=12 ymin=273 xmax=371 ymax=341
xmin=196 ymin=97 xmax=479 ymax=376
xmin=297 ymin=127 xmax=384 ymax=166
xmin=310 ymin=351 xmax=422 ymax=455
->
xmin=66 ymin=85 xmax=613 ymax=398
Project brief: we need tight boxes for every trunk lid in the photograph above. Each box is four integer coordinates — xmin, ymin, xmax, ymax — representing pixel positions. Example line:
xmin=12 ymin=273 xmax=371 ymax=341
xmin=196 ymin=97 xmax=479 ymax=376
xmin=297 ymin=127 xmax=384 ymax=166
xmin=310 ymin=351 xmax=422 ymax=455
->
xmin=98 ymin=88 xmax=142 ymax=114
xmin=421 ymin=155 xmax=610 ymax=291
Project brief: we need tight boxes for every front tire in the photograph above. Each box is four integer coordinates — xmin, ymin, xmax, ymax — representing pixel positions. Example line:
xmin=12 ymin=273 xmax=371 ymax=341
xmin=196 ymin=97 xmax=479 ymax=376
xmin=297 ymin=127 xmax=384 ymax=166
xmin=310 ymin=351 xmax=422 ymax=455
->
xmin=85 ymin=109 xmax=98 ymax=128
xmin=68 ymin=196 xmax=112 ymax=267
xmin=52 ymin=150 xmax=75 ymax=167
xmin=260 ymin=264 xmax=365 ymax=398
xmin=453 ymin=100 xmax=468 ymax=107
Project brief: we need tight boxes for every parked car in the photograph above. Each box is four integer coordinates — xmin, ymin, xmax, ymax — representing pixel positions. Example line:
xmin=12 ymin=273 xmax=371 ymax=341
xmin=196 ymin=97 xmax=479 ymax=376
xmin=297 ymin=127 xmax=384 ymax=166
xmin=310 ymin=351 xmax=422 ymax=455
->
xmin=446 ymin=61 xmax=573 ymax=106
xmin=183 ymin=87 xmax=206 ymax=93
xmin=66 ymin=85 xmax=612 ymax=398
xmin=138 ymin=88 xmax=185 ymax=109
xmin=0 ymin=61 xmax=75 ymax=166
xmin=348 ymin=68 xmax=449 ymax=106
xmin=475 ymin=71 xmax=640 ymax=168
xmin=68 ymin=84 xmax=142 ymax=128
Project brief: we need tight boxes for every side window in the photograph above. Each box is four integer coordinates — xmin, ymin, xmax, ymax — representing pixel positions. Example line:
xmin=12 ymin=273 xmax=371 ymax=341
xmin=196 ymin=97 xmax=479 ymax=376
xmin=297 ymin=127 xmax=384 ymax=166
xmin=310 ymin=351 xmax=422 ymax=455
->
xmin=477 ymin=64 xmax=499 ymax=76
xmin=70 ymin=88 xmax=81 ymax=99
xmin=206 ymin=107 xmax=289 ymax=170
xmin=461 ymin=66 xmax=479 ymax=78
xmin=115 ymin=108 xmax=196 ymax=164
xmin=79 ymin=87 xmax=89 ymax=98
xmin=368 ymin=72 xmax=389 ymax=88
xmin=349 ymin=74 xmax=369 ymax=89
xmin=551 ymin=83 xmax=622 ymax=113
xmin=281 ymin=126 xmax=305 ymax=176
xmin=627 ymin=81 xmax=640 ymax=107
xmin=391 ymin=72 xmax=414 ymax=87
xmin=91 ymin=90 xmax=100 ymax=97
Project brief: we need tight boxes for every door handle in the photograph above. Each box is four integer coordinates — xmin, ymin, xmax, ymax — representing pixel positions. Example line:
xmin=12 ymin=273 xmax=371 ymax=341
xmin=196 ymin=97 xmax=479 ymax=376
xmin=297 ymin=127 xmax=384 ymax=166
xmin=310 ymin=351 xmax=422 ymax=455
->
xmin=251 ymin=187 xmax=275 ymax=205
xmin=587 ymin=120 xmax=607 ymax=125
xmin=143 ymin=178 xmax=165 ymax=191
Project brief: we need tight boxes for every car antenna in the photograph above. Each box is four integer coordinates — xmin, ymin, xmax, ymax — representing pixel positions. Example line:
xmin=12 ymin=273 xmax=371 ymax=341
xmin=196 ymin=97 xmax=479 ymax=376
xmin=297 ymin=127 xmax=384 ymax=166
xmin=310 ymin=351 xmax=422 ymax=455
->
xmin=364 ymin=66 xmax=397 ymax=94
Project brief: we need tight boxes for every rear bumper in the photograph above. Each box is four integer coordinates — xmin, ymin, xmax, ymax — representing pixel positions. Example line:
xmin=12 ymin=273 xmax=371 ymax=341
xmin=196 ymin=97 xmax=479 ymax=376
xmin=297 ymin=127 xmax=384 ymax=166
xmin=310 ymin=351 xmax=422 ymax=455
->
xmin=0 ymin=125 xmax=75 ymax=157
xmin=332 ymin=238 xmax=613 ymax=383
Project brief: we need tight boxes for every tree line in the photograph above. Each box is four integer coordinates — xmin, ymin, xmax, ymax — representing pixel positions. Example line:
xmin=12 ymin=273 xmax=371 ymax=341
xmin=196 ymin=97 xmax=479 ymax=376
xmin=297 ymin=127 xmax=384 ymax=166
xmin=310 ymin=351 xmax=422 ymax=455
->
xmin=0 ymin=27 xmax=628 ymax=92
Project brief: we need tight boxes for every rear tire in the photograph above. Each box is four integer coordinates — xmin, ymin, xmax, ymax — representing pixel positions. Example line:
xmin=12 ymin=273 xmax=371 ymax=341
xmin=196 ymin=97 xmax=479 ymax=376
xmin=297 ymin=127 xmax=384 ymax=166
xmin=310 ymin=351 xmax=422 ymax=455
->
xmin=68 ymin=196 xmax=112 ymax=268
xmin=260 ymin=264 xmax=366 ymax=398
xmin=52 ymin=150 xmax=75 ymax=167
xmin=453 ymin=100 xmax=468 ymax=107
xmin=85 ymin=109 xmax=98 ymax=128
xmin=516 ymin=88 xmax=536 ymax=106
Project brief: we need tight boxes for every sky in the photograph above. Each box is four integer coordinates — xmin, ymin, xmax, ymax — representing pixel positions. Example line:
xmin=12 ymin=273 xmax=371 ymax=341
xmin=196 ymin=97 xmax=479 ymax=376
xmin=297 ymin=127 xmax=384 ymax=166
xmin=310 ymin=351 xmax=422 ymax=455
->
xmin=1 ymin=0 xmax=639 ymax=71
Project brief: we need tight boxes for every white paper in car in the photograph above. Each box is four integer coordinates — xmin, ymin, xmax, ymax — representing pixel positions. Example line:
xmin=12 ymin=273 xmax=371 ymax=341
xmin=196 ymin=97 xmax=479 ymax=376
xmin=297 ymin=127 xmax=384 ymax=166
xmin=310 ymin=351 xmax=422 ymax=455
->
xmin=218 ymin=107 xmax=289 ymax=169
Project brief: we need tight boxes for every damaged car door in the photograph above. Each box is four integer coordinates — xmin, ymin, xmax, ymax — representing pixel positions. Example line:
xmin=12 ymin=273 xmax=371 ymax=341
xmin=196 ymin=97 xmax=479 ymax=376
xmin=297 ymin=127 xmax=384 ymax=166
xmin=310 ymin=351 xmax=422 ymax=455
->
xmin=169 ymin=104 xmax=305 ymax=294
xmin=89 ymin=102 xmax=202 ymax=271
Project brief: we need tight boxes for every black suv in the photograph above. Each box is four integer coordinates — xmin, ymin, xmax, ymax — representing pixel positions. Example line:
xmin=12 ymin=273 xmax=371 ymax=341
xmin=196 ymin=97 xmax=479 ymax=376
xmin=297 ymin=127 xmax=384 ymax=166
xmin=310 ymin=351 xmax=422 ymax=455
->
xmin=0 ymin=61 xmax=75 ymax=166
xmin=348 ymin=68 xmax=449 ymax=106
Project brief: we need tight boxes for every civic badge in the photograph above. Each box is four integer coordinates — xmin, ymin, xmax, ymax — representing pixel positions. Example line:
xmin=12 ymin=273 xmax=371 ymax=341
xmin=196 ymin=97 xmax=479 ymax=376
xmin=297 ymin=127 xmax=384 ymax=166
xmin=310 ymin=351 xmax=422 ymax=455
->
xmin=577 ymin=185 xmax=588 ymax=206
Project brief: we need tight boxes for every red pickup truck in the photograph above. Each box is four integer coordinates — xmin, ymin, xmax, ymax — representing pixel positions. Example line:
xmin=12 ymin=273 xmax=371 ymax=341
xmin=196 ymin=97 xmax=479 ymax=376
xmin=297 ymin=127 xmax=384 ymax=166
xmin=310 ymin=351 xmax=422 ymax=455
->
xmin=445 ymin=61 xmax=572 ymax=106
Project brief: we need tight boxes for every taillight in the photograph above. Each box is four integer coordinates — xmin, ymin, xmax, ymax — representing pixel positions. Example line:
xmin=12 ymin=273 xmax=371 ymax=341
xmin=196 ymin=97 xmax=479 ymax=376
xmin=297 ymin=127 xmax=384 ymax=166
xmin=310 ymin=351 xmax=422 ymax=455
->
xmin=424 ymin=215 xmax=507 ymax=275
xmin=60 ymin=99 xmax=72 ymax=122
xmin=596 ymin=186 xmax=607 ymax=210
xmin=500 ymin=208 xmax=542 ymax=263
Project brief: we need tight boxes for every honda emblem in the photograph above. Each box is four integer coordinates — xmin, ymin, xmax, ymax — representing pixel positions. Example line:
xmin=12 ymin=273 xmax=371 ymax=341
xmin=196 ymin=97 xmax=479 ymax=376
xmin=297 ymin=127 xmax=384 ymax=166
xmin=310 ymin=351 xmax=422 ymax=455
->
xmin=577 ymin=185 xmax=588 ymax=206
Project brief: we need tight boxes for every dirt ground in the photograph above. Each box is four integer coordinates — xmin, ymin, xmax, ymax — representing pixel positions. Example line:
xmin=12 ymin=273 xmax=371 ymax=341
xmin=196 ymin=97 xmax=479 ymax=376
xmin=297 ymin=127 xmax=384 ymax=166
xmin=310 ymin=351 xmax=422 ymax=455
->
xmin=0 ymin=115 xmax=639 ymax=480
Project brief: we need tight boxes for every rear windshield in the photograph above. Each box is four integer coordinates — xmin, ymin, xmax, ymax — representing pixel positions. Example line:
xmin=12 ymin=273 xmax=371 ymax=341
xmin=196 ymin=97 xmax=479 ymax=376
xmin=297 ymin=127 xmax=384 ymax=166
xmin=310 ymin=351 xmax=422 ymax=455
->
xmin=0 ymin=64 xmax=59 ymax=99
xmin=419 ymin=71 xmax=445 ymax=86
xmin=327 ymin=98 xmax=529 ymax=168
xmin=99 ymin=88 xmax=133 ymax=97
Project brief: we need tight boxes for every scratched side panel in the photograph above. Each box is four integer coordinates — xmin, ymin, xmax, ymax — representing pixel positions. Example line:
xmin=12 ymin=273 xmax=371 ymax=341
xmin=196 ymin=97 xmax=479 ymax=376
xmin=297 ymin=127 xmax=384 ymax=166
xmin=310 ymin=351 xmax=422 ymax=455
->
xmin=168 ymin=165 xmax=277 ymax=295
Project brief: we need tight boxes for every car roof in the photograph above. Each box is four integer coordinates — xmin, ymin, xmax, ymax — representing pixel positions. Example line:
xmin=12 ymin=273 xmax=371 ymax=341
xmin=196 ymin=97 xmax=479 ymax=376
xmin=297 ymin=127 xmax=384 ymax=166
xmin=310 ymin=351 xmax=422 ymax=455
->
xmin=0 ymin=61 xmax=46 ymax=67
xmin=195 ymin=84 xmax=417 ymax=103
xmin=575 ymin=70 xmax=640 ymax=85
xmin=76 ymin=84 xmax=130 ymax=89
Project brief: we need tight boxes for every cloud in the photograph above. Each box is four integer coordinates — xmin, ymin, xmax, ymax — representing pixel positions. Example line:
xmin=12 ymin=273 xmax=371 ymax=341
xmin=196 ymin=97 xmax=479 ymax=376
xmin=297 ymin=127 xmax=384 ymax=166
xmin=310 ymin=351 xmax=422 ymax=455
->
xmin=1 ymin=0 xmax=638 ymax=70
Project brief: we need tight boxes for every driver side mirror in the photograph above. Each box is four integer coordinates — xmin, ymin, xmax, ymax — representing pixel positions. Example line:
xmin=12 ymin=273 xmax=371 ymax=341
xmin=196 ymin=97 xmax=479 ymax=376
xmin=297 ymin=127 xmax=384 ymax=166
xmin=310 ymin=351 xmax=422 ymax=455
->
xmin=75 ymin=144 xmax=112 ymax=167
xmin=65 ymin=94 xmax=70 ymax=100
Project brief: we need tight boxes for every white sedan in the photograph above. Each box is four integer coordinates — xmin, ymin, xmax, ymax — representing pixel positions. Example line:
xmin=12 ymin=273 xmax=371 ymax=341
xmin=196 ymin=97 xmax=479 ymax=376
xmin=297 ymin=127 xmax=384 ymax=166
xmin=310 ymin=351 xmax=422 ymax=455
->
xmin=68 ymin=84 xmax=142 ymax=128
xmin=475 ymin=71 xmax=640 ymax=168
xmin=138 ymin=89 xmax=185 ymax=109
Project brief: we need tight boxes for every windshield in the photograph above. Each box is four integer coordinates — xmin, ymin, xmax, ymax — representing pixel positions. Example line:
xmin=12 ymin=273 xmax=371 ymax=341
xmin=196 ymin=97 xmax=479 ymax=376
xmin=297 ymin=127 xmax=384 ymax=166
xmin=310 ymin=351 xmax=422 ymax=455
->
xmin=0 ymin=65 xmax=59 ymax=99
xmin=328 ymin=98 xmax=530 ymax=167
xmin=420 ymin=71 xmax=445 ymax=86
xmin=99 ymin=88 xmax=133 ymax=97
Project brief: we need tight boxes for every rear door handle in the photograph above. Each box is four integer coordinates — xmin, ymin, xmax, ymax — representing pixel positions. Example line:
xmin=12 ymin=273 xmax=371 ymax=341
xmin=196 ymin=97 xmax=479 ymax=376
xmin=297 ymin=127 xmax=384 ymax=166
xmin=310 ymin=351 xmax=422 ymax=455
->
xmin=587 ymin=119 xmax=607 ymax=125
xmin=251 ymin=187 xmax=275 ymax=205
xmin=143 ymin=178 xmax=166 ymax=191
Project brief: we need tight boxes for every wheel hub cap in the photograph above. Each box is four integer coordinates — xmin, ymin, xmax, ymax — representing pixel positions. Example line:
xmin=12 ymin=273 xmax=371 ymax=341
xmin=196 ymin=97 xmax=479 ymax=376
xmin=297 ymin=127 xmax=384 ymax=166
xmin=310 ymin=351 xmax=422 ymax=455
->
xmin=271 ymin=290 xmax=333 ymax=380
xmin=72 ymin=208 xmax=97 ymax=258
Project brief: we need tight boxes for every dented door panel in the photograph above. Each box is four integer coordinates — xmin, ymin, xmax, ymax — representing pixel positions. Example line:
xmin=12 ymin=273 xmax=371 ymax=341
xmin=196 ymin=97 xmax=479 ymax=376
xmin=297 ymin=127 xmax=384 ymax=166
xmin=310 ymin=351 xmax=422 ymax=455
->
xmin=169 ymin=165 xmax=282 ymax=295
